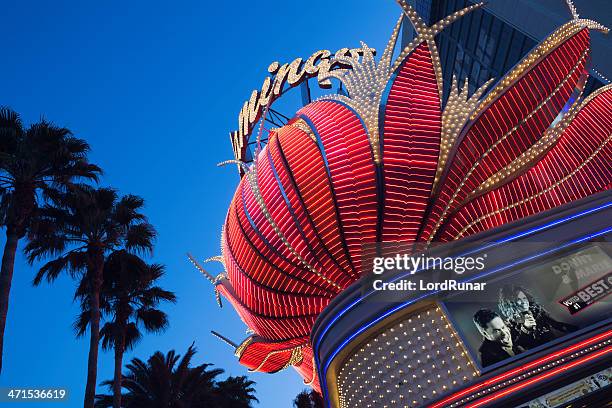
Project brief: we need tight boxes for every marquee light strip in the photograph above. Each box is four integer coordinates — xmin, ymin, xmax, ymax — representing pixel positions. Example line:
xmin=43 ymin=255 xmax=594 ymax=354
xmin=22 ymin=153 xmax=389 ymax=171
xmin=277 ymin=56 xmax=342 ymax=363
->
xmin=319 ymin=16 xmax=402 ymax=164
xmin=423 ymin=28 xmax=591 ymax=242
xmin=434 ymin=75 xmax=494 ymax=193
xmin=276 ymin=124 xmax=354 ymax=288
xmin=269 ymin=130 xmax=355 ymax=282
xmin=247 ymin=160 xmax=342 ymax=290
xmin=230 ymin=187 xmax=318 ymax=294
xmin=248 ymin=345 xmax=305 ymax=373
xmin=446 ymin=84 xmax=612 ymax=240
xmin=260 ymin=133 xmax=346 ymax=285
xmin=455 ymin=134 xmax=611 ymax=239
xmin=464 ymin=346 xmax=611 ymax=408
xmin=471 ymin=49 xmax=589 ymax=196
xmin=382 ymin=42 xmax=441 ymax=243
xmin=230 ymin=185 xmax=331 ymax=295
xmin=429 ymin=330 xmax=612 ymax=408
xmin=298 ymin=101 xmax=378 ymax=274
xmin=230 ymin=147 xmax=340 ymax=290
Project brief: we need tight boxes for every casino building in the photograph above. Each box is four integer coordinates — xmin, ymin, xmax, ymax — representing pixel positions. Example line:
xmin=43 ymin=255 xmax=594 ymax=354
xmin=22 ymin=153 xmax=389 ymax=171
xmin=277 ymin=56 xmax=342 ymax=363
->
xmin=196 ymin=1 xmax=612 ymax=406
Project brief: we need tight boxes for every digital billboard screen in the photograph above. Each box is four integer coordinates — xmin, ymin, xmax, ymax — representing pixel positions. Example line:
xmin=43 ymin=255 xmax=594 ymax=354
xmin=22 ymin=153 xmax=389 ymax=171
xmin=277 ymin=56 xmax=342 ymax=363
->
xmin=443 ymin=243 xmax=612 ymax=370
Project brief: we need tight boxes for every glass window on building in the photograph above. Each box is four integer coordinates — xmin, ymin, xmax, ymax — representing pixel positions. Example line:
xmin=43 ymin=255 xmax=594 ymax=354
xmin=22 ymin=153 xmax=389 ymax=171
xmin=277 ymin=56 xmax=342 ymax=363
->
xmin=478 ymin=66 xmax=491 ymax=88
xmin=470 ymin=61 xmax=481 ymax=93
xmin=454 ymin=46 xmax=465 ymax=79
xmin=462 ymin=54 xmax=474 ymax=83
xmin=459 ymin=8 xmax=473 ymax=46
xmin=493 ymin=24 xmax=513 ymax=73
xmin=450 ymin=1 xmax=463 ymax=37
xmin=467 ymin=8 xmax=483 ymax=54
xmin=521 ymin=35 xmax=537 ymax=57
xmin=475 ymin=13 xmax=493 ymax=61
xmin=504 ymin=31 xmax=526 ymax=74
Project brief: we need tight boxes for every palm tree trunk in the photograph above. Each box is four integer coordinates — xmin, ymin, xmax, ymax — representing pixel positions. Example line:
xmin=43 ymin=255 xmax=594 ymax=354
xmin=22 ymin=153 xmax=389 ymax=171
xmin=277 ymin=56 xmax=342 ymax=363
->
xmin=84 ymin=256 xmax=103 ymax=408
xmin=0 ymin=230 xmax=19 ymax=373
xmin=112 ymin=322 xmax=126 ymax=408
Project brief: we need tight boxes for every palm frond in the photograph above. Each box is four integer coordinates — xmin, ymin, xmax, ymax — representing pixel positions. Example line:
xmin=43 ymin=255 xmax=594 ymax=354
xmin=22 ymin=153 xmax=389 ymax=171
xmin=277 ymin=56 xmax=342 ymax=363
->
xmin=136 ymin=308 xmax=169 ymax=333
xmin=33 ymin=253 xmax=76 ymax=285
xmin=140 ymin=286 xmax=177 ymax=306
xmin=123 ymin=322 xmax=143 ymax=351
xmin=73 ymin=308 xmax=91 ymax=338
xmin=99 ymin=322 xmax=117 ymax=351
xmin=124 ymin=223 xmax=156 ymax=255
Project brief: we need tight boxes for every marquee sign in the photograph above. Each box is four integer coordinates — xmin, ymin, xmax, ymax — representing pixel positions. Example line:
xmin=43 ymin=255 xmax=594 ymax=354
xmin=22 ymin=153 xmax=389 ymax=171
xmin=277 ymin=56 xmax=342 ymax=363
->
xmin=444 ymin=242 xmax=612 ymax=370
xmin=229 ymin=46 xmax=374 ymax=165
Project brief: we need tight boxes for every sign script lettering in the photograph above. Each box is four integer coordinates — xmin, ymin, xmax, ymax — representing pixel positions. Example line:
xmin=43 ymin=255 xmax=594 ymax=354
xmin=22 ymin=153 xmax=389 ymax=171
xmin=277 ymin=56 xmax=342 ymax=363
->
xmin=230 ymin=46 xmax=374 ymax=167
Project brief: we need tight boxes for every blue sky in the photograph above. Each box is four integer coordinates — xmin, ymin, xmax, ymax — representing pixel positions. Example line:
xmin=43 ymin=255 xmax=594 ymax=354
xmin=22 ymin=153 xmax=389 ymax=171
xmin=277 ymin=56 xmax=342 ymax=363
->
xmin=0 ymin=1 xmax=399 ymax=406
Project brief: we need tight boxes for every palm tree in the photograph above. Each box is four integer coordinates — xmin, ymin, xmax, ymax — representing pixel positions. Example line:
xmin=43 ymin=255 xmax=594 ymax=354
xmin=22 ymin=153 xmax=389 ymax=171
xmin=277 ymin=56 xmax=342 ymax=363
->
xmin=25 ymin=186 xmax=155 ymax=408
xmin=293 ymin=389 xmax=324 ymax=408
xmin=0 ymin=107 xmax=100 ymax=373
xmin=214 ymin=376 xmax=258 ymax=408
xmin=74 ymin=250 xmax=176 ymax=408
xmin=95 ymin=344 xmax=258 ymax=408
